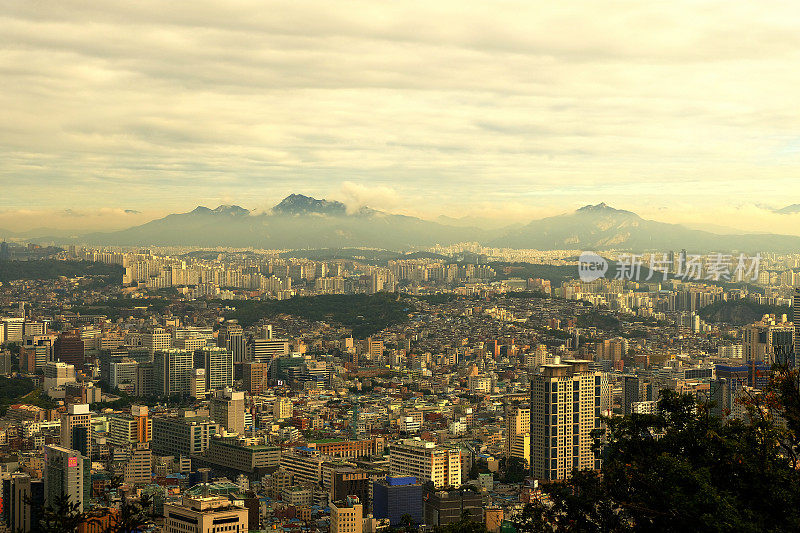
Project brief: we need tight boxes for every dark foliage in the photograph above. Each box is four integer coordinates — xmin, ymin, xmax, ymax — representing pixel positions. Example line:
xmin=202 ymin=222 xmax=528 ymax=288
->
xmin=0 ymin=260 xmax=123 ymax=284
xmin=223 ymin=292 xmax=410 ymax=338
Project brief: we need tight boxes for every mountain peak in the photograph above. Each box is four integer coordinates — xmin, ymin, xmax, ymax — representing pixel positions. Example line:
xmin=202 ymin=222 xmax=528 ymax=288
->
xmin=576 ymin=203 xmax=635 ymax=216
xmin=191 ymin=205 xmax=249 ymax=216
xmin=273 ymin=194 xmax=347 ymax=216
xmin=212 ymin=205 xmax=249 ymax=216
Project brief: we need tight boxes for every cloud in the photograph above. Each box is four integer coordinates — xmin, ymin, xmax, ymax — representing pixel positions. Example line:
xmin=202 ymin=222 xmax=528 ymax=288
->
xmin=0 ymin=1 xmax=799 ymax=232
xmin=338 ymin=181 xmax=401 ymax=214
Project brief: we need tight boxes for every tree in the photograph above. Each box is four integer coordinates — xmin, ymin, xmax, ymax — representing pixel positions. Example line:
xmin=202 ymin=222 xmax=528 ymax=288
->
xmin=511 ymin=386 xmax=800 ymax=532
xmin=37 ymin=493 xmax=87 ymax=533
xmin=500 ymin=456 xmax=527 ymax=483
xmin=434 ymin=510 xmax=488 ymax=533
xmin=400 ymin=513 xmax=416 ymax=533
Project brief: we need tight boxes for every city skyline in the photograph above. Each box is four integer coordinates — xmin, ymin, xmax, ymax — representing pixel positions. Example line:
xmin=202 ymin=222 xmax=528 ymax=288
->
xmin=2 ymin=2 xmax=800 ymax=233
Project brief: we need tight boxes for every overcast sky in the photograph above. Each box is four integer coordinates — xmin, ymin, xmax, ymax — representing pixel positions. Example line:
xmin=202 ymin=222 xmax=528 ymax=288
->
xmin=2 ymin=1 xmax=800 ymax=233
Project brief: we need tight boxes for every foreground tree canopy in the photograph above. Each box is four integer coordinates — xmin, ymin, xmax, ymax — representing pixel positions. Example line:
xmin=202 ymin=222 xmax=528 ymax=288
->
xmin=513 ymin=363 xmax=800 ymax=533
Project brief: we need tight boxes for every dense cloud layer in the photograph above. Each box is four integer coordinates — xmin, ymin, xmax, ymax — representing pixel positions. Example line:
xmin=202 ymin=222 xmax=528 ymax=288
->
xmin=1 ymin=1 xmax=799 ymax=233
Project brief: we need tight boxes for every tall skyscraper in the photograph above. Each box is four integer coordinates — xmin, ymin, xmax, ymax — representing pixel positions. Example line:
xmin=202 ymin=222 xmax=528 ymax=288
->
xmin=60 ymin=404 xmax=92 ymax=458
xmin=21 ymin=334 xmax=54 ymax=373
xmin=153 ymin=349 xmax=193 ymax=397
xmin=243 ymin=362 xmax=270 ymax=394
xmin=622 ymin=375 xmax=640 ymax=415
xmin=793 ymin=288 xmax=800 ymax=357
xmin=108 ymin=405 xmax=151 ymax=447
xmin=44 ymin=445 xmax=90 ymax=512
xmin=199 ymin=346 xmax=233 ymax=391
xmin=217 ymin=322 xmax=243 ymax=348
xmin=372 ymin=476 xmax=424 ymax=527
xmin=530 ymin=359 xmax=609 ymax=481
xmin=123 ymin=443 xmax=152 ymax=485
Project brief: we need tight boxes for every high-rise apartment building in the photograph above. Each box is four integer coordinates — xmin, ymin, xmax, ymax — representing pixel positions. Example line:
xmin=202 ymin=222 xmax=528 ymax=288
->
xmin=60 ymin=403 xmax=92 ymax=458
xmin=44 ymin=445 xmax=91 ymax=512
xmin=389 ymin=438 xmax=462 ymax=488
xmin=530 ymin=360 xmax=609 ymax=481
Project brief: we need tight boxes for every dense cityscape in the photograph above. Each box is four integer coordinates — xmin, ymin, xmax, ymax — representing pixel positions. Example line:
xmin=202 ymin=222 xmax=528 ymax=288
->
xmin=1 ymin=237 xmax=799 ymax=532
xmin=4 ymin=2 xmax=800 ymax=531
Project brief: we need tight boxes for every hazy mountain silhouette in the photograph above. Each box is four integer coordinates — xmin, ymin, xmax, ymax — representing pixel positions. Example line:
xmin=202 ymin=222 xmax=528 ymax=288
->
xmin=80 ymin=195 xmax=490 ymax=249
xmin=775 ymin=204 xmax=800 ymax=215
xmin=491 ymin=203 xmax=800 ymax=252
xmin=65 ymin=198 xmax=800 ymax=252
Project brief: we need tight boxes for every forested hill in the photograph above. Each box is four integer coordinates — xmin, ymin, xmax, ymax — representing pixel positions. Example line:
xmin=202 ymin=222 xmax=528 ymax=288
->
xmin=0 ymin=260 xmax=124 ymax=284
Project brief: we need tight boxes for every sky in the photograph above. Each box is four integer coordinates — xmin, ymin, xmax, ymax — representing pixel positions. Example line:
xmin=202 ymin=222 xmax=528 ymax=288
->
xmin=1 ymin=1 xmax=800 ymax=234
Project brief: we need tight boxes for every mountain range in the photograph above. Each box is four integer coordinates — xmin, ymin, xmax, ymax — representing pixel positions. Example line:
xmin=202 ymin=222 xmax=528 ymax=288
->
xmin=12 ymin=195 xmax=800 ymax=252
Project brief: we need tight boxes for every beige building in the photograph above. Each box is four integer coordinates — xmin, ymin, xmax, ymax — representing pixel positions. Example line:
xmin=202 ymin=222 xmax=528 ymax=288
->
xmin=331 ymin=496 xmax=363 ymax=533
xmin=210 ymin=388 xmax=246 ymax=435
xmin=743 ymin=314 xmax=794 ymax=364
xmin=163 ymin=494 xmax=248 ymax=533
xmin=123 ymin=444 xmax=152 ymax=485
xmin=274 ymin=397 xmax=293 ymax=420
xmin=389 ymin=438 xmax=462 ymax=488
xmin=504 ymin=405 xmax=530 ymax=465
xmin=530 ymin=360 xmax=609 ymax=481
xmin=143 ymin=327 xmax=171 ymax=354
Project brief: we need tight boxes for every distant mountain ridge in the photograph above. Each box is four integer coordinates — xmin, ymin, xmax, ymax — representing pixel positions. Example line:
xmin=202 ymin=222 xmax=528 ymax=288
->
xmin=775 ymin=204 xmax=800 ymax=215
xmin=41 ymin=197 xmax=800 ymax=252
xmin=491 ymin=202 xmax=800 ymax=252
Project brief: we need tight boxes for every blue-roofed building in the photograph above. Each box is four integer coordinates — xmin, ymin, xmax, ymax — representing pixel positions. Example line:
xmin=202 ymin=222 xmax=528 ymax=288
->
xmin=373 ymin=476 xmax=423 ymax=526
